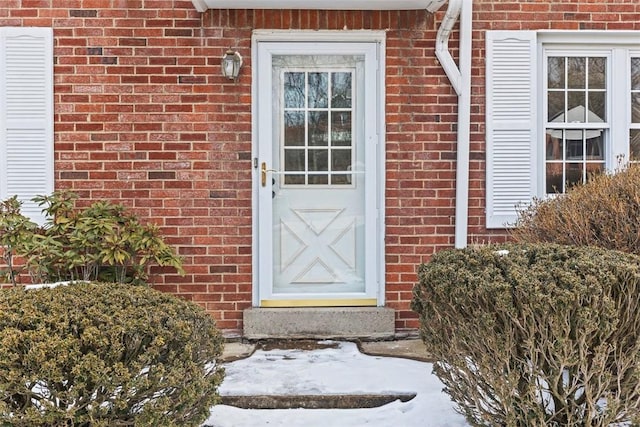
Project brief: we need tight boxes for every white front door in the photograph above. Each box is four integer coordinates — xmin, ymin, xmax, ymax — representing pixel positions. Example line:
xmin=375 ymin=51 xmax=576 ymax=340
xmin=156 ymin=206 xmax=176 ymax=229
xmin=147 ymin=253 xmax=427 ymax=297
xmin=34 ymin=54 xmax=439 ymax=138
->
xmin=254 ymin=35 xmax=385 ymax=307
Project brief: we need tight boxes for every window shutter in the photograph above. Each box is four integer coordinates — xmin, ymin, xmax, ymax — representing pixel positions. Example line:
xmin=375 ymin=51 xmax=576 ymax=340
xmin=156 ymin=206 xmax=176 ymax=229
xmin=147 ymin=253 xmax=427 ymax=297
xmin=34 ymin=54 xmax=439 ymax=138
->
xmin=0 ymin=27 xmax=54 ymax=225
xmin=485 ymin=31 xmax=537 ymax=229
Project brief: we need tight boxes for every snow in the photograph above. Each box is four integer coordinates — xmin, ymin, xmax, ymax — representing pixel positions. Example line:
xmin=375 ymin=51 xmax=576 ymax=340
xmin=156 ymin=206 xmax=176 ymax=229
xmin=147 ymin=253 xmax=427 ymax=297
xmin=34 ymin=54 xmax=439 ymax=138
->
xmin=204 ymin=341 xmax=468 ymax=427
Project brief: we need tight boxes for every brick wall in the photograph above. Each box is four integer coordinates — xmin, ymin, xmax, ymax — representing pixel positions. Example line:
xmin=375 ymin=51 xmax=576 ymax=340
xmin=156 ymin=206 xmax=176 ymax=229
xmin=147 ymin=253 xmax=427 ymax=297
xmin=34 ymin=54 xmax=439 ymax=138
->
xmin=2 ymin=0 xmax=639 ymax=334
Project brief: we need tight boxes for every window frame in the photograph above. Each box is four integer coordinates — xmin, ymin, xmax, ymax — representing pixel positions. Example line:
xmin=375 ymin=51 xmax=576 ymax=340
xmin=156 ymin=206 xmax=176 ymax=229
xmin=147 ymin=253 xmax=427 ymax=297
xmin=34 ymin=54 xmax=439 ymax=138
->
xmin=541 ymin=49 xmax=611 ymax=194
xmin=486 ymin=30 xmax=640 ymax=228
xmin=538 ymin=32 xmax=638 ymax=193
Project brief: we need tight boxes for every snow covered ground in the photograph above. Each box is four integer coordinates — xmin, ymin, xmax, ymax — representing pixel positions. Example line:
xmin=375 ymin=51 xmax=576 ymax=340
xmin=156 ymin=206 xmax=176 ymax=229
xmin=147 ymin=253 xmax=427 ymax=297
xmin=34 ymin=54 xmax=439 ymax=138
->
xmin=204 ymin=340 xmax=468 ymax=427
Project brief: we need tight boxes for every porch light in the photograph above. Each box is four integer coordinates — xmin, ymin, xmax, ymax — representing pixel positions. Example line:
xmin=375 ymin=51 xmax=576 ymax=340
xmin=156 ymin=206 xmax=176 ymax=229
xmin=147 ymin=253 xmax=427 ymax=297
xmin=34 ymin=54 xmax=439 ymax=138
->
xmin=221 ymin=49 xmax=243 ymax=81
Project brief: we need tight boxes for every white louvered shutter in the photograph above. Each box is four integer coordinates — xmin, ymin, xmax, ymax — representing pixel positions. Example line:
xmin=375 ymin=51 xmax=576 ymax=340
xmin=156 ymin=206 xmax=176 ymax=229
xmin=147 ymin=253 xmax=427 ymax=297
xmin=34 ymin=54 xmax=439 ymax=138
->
xmin=0 ymin=27 xmax=54 ymax=225
xmin=485 ymin=31 xmax=537 ymax=229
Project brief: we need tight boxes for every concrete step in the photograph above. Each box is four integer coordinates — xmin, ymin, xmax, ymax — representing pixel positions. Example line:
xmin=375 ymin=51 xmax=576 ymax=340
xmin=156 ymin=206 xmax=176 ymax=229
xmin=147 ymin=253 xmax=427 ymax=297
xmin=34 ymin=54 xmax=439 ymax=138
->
xmin=242 ymin=307 xmax=395 ymax=340
xmin=220 ymin=392 xmax=417 ymax=409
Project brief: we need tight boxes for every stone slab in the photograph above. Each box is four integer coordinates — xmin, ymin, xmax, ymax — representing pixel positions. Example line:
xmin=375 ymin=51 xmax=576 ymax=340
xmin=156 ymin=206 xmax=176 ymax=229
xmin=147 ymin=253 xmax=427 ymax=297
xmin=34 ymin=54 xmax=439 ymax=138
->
xmin=220 ymin=342 xmax=256 ymax=363
xmin=243 ymin=307 xmax=395 ymax=340
xmin=220 ymin=392 xmax=416 ymax=409
xmin=358 ymin=339 xmax=433 ymax=362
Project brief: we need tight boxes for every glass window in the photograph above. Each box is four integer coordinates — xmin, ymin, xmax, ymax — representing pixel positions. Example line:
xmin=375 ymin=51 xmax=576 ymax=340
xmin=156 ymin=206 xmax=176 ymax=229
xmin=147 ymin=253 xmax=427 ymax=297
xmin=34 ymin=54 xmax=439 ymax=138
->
xmin=281 ymin=69 xmax=354 ymax=186
xmin=545 ymin=55 xmax=607 ymax=194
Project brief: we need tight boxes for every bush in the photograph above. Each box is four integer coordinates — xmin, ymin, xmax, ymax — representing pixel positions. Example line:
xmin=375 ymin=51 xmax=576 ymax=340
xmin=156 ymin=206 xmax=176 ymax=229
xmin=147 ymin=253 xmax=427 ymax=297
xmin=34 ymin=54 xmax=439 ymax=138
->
xmin=0 ymin=196 xmax=37 ymax=285
xmin=0 ymin=191 xmax=183 ymax=286
xmin=0 ymin=282 xmax=224 ymax=426
xmin=411 ymin=244 xmax=640 ymax=426
xmin=511 ymin=164 xmax=640 ymax=254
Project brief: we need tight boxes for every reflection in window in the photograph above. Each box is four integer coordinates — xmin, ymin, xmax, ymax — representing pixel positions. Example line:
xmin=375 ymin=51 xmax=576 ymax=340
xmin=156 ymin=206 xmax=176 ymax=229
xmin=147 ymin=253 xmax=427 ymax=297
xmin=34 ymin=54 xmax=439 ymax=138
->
xmin=632 ymin=130 xmax=640 ymax=161
xmin=284 ymin=72 xmax=305 ymax=109
xmin=545 ymin=129 xmax=605 ymax=194
xmin=281 ymin=69 xmax=354 ymax=186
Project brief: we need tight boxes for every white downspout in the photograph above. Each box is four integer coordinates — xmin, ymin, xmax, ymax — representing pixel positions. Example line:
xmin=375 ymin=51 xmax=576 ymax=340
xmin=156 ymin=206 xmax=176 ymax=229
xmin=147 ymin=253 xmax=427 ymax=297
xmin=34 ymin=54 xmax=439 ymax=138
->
xmin=434 ymin=0 xmax=472 ymax=249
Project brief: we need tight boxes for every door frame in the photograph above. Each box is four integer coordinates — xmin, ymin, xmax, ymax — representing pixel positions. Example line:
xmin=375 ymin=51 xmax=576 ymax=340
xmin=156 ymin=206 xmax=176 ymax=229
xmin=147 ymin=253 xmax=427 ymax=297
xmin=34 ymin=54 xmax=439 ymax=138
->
xmin=251 ymin=30 xmax=386 ymax=307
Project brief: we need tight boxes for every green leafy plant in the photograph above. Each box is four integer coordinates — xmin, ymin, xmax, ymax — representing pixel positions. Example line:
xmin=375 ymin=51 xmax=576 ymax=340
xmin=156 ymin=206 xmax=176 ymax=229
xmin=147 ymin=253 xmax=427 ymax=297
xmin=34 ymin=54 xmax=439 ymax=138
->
xmin=0 ymin=282 xmax=224 ymax=426
xmin=0 ymin=191 xmax=183 ymax=285
xmin=412 ymin=244 xmax=640 ymax=426
xmin=0 ymin=196 xmax=37 ymax=286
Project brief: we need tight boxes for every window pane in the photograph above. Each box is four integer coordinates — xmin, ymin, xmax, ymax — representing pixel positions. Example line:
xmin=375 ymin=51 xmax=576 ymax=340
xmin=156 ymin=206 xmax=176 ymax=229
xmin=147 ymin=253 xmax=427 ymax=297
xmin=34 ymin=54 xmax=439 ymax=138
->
xmin=308 ymin=111 xmax=328 ymax=146
xmin=284 ymin=174 xmax=305 ymax=185
xmin=632 ymin=58 xmax=640 ymax=90
xmin=565 ymin=131 xmax=584 ymax=160
xmin=567 ymin=91 xmax=586 ymax=122
xmin=331 ymin=174 xmax=351 ymax=185
xmin=284 ymin=112 xmax=305 ymax=146
xmin=331 ymin=111 xmax=352 ymax=146
xmin=567 ymin=57 xmax=586 ymax=89
xmin=588 ymin=57 xmax=606 ymax=89
xmin=585 ymin=163 xmax=604 ymax=182
xmin=631 ymin=129 xmax=640 ymax=161
xmin=548 ymin=57 xmax=565 ymax=89
xmin=331 ymin=72 xmax=352 ymax=108
xmin=548 ymin=91 xmax=565 ymax=122
xmin=308 ymin=72 xmax=328 ymax=108
xmin=284 ymin=72 xmax=305 ymax=108
xmin=308 ymin=149 xmax=328 ymax=172
xmin=308 ymin=174 xmax=328 ymax=185
xmin=565 ymin=163 xmax=583 ymax=188
xmin=546 ymin=163 xmax=563 ymax=194
xmin=586 ymin=134 xmax=604 ymax=160
xmin=588 ymin=91 xmax=606 ymax=122
xmin=331 ymin=149 xmax=351 ymax=171
xmin=632 ymin=94 xmax=640 ymax=124
xmin=284 ymin=149 xmax=305 ymax=172
xmin=545 ymin=130 xmax=563 ymax=160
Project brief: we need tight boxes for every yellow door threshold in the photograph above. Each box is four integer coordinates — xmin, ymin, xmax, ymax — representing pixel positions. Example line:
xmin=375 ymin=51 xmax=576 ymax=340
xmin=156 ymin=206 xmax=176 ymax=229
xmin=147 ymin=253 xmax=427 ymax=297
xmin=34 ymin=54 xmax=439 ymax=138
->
xmin=260 ymin=298 xmax=377 ymax=308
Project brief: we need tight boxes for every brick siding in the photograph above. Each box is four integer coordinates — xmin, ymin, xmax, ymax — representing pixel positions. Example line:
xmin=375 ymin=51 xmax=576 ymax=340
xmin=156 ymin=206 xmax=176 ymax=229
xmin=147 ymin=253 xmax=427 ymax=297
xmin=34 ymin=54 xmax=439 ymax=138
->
xmin=2 ymin=0 xmax=639 ymax=334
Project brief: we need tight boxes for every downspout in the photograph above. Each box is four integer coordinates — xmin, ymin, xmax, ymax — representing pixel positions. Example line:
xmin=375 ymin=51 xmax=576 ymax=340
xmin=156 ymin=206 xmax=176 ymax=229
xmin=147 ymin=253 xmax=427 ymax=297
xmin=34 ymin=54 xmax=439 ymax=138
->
xmin=434 ymin=0 xmax=472 ymax=249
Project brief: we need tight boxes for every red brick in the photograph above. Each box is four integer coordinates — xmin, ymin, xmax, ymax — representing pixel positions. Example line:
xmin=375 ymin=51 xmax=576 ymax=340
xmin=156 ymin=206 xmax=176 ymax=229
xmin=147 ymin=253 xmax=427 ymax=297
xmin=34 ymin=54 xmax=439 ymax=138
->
xmin=7 ymin=0 xmax=633 ymax=333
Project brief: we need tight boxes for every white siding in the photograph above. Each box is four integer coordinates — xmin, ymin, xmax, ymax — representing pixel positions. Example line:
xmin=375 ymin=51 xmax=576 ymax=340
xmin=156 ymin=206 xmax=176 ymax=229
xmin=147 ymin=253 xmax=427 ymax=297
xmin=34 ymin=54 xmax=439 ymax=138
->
xmin=0 ymin=27 xmax=54 ymax=224
xmin=485 ymin=30 xmax=537 ymax=229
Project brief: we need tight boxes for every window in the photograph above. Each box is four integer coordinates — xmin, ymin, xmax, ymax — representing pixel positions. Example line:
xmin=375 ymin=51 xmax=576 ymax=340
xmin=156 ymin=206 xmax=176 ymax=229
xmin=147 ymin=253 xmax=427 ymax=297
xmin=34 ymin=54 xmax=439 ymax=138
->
xmin=0 ymin=27 xmax=53 ymax=224
xmin=544 ymin=55 xmax=606 ymax=193
xmin=486 ymin=31 xmax=640 ymax=228
xmin=281 ymin=68 xmax=355 ymax=186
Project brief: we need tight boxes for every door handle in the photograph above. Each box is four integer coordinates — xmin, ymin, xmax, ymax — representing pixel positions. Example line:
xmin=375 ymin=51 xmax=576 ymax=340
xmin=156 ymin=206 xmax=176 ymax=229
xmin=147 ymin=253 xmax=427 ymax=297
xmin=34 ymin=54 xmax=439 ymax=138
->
xmin=261 ymin=162 xmax=278 ymax=187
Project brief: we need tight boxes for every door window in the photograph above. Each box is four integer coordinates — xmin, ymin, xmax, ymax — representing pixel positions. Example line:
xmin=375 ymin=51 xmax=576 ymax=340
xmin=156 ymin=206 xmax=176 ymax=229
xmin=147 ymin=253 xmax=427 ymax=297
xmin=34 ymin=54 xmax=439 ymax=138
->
xmin=282 ymin=70 xmax=354 ymax=186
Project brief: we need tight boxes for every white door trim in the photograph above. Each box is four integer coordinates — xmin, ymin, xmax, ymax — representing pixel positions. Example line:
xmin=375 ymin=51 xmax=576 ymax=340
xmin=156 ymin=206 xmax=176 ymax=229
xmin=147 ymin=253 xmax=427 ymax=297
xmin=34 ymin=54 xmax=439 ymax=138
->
xmin=251 ymin=30 xmax=386 ymax=307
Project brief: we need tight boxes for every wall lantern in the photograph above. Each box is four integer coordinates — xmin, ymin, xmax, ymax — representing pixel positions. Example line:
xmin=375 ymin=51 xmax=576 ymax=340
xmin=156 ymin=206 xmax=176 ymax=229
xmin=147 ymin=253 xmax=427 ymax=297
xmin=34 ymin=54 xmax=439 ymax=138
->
xmin=221 ymin=49 xmax=243 ymax=81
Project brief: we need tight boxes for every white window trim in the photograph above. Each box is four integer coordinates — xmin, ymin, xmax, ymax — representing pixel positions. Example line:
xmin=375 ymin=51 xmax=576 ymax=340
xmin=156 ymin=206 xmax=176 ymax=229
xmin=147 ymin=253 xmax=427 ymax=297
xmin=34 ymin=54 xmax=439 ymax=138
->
xmin=539 ymin=35 xmax=636 ymax=176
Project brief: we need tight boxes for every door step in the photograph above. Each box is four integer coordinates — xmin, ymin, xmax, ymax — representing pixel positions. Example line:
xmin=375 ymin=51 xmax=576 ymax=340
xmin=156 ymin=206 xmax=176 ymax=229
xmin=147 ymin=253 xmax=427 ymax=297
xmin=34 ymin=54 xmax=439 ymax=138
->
xmin=243 ymin=307 xmax=395 ymax=340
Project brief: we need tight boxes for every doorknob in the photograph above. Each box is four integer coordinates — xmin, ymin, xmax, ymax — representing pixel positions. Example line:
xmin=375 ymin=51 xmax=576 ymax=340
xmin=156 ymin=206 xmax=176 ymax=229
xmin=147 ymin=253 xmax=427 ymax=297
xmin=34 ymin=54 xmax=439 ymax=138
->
xmin=261 ymin=162 xmax=277 ymax=187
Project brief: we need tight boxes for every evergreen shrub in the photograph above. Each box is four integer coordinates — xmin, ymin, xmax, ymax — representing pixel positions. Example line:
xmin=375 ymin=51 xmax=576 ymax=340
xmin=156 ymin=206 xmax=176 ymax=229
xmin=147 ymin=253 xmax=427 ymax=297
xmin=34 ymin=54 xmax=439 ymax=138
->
xmin=411 ymin=243 xmax=640 ymax=426
xmin=0 ymin=191 xmax=183 ymax=286
xmin=0 ymin=282 xmax=224 ymax=427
